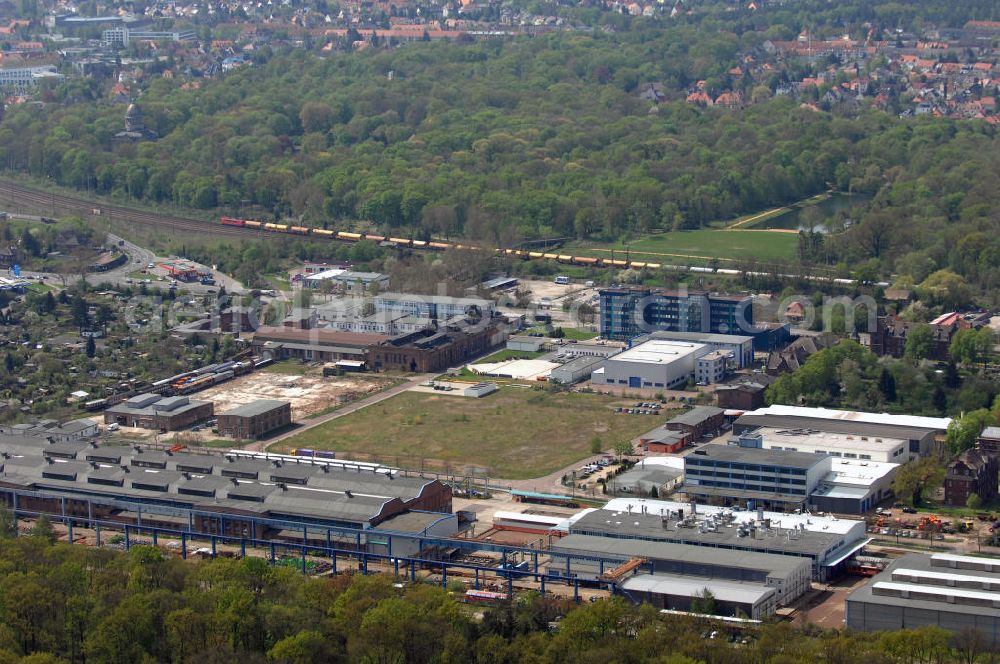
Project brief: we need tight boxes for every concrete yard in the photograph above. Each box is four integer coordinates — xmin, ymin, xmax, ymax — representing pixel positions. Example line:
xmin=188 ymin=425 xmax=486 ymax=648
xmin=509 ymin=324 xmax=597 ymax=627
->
xmin=792 ymin=576 xmax=869 ymax=628
xmin=516 ymin=279 xmax=591 ymax=301
xmin=197 ymin=369 xmax=396 ymax=421
xmin=467 ymin=359 xmax=561 ymax=381
xmin=409 ymin=380 xmax=494 ymax=397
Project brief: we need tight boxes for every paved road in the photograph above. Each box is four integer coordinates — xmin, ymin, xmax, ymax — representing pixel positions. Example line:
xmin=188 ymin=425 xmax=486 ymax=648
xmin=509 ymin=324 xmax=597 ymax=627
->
xmin=503 ymin=450 xmax=624 ymax=495
xmin=21 ymin=232 xmax=246 ymax=295
xmin=21 ymin=232 xmax=151 ymax=285
xmin=241 ymin=372 xmax=440 ymax=453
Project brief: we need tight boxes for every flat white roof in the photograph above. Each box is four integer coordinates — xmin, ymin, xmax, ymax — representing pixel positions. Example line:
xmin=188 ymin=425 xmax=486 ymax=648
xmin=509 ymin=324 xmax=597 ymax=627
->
xmin=757 ymin=427 xmax=906 ymax=453
xmin=824 ymin=538 xmax=871 ymax=567
xmin=823 ymin=458 xmax=898 ymax=486
xmin=601 ymin=498 xmax=862 ymax=536
xmin=493 ymin=511 xmax=565 ymax=526
xmin=636 ymin=456 xmax=685 ymax=471
xmin=931 ymin=553 xmax=1000 ymax=568
xmin=468 ymin=359 xmax=559 ymax=380
xmin=552 ymin=507 xmax=598 ymax=533
xmin=893 ymin=568 xmax=1000 ymax=586
xmin=873 ymin=581 xmax=1000 ymax=604
xmin=746 ymin=405 xmax=951 ymax=431
xmin=623 ymin=574 xmax=775 ymax=605
xmin=306 ymin=268 xmax=347 ymax=280
xmin=376 ymin=292 xmax=490 ymax=307
xmin=609 ymin=340 xmax=706 ymax=365
xmin=813 ymin=486 xmax=870 ymax=500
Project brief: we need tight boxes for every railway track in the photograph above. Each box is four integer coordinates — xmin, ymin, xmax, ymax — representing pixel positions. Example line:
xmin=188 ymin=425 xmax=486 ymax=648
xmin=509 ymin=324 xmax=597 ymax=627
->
xmin=0 ymin=178 xmax=251 ymax=239
xmin=0 ymin=177 xmax=862 ymax=285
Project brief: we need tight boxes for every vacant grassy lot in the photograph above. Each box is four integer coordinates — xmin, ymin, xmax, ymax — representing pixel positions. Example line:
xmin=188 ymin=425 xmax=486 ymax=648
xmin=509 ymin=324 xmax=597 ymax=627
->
xmin=524 ymin=327 xmax=599 ymax=341
xmin=475 ymin=348 xmax=548 ymax=363
xmin=568 ymin=228 xmax=798 ymax=264
xmin=259 ymin=360 xmax=312 ymax=375
xmin=272 ymin=389 xmax=667 ymax=479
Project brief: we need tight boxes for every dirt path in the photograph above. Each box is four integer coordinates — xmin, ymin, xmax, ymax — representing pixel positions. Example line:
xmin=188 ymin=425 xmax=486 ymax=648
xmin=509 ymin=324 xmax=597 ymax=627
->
xmin=241 ymin=372 xmax=439 ymax=452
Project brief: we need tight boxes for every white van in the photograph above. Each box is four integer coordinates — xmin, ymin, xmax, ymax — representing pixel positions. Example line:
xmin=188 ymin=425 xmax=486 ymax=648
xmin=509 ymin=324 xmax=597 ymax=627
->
xmin=554 ymin=276 xmax=570 ymax=285
xmin=107 ymin=423 xmax=120 ymax=432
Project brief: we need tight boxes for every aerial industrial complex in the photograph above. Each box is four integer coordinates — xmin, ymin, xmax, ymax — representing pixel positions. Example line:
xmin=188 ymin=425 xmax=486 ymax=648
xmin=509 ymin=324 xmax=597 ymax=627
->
xmin=2 ymin=265 xmax=998 ymax=641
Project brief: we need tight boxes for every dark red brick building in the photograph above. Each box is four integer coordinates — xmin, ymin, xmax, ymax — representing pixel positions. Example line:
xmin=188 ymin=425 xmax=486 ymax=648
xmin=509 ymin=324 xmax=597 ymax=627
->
xmin=715 ymin=383 xmax=767 ymax=411
xmin=367 ymin=316 xmax=507 ymax=373
xmin=869 ymin=315 xmax=966 ymax=361
xmin=944 ymin=449 xmax=998 ymax=507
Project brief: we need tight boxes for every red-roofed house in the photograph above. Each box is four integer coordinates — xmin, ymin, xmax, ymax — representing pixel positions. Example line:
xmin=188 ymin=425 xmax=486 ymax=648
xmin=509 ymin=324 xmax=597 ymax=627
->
xmin=714 ymin=91 xmax=742 ymax=108
xmin=685 ymin=91 xmax=712 ymax=106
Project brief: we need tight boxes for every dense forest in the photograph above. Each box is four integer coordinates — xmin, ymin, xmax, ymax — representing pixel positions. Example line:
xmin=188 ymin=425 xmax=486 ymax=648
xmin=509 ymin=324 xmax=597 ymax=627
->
xmin=0 ymin=530 xmax=993 ymax=664
xmin=3 ymin=0 xmax=1000 ymax=293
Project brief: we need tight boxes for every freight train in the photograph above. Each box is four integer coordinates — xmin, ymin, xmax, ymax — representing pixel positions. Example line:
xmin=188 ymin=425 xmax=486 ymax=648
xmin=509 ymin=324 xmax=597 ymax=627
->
xmin=220 ymin=217 xmax=661 ymax=271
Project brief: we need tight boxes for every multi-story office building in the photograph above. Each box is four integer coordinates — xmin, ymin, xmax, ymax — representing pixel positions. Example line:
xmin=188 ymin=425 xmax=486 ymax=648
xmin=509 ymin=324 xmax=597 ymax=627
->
xmin=696 ymin=350 xmax=731 ymax=384
xmin=374 ymin=293 xmax=494 ymax=322
xmin=0 ymin=67 xmax=64 ymax=92
xmin=599 ymin=288 xmax=754 ymax=341
xmin=683 ymin=444 xmax=831 ymax=511
xmin=102 ymin=26 xmax=196 ymax=48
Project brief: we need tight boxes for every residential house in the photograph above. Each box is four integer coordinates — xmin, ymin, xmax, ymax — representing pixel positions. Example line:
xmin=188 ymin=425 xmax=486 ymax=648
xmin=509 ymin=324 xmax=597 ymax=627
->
xmin=944 ymin=449 xmax=998 ymax=507
xmin=766 ymin=334 xmax=836 ymax=375
xmin=868 ymin=314 xmax=966 ymax=361
xmin=978 ymin=426 xmax=1000 ymax=457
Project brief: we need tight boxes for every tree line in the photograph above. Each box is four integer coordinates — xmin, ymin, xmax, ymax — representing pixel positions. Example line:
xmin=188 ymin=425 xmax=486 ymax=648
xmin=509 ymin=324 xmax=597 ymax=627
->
xmin=766 ymin=339 xmax=998 ymax=419
xmin=0 ymin=529 xmax=997 ymax=663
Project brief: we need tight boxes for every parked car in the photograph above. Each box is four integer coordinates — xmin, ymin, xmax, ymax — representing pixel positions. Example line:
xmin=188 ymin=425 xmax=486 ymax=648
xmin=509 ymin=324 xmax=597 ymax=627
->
xmin=901 ymin=506 xmax=918 ymax=514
